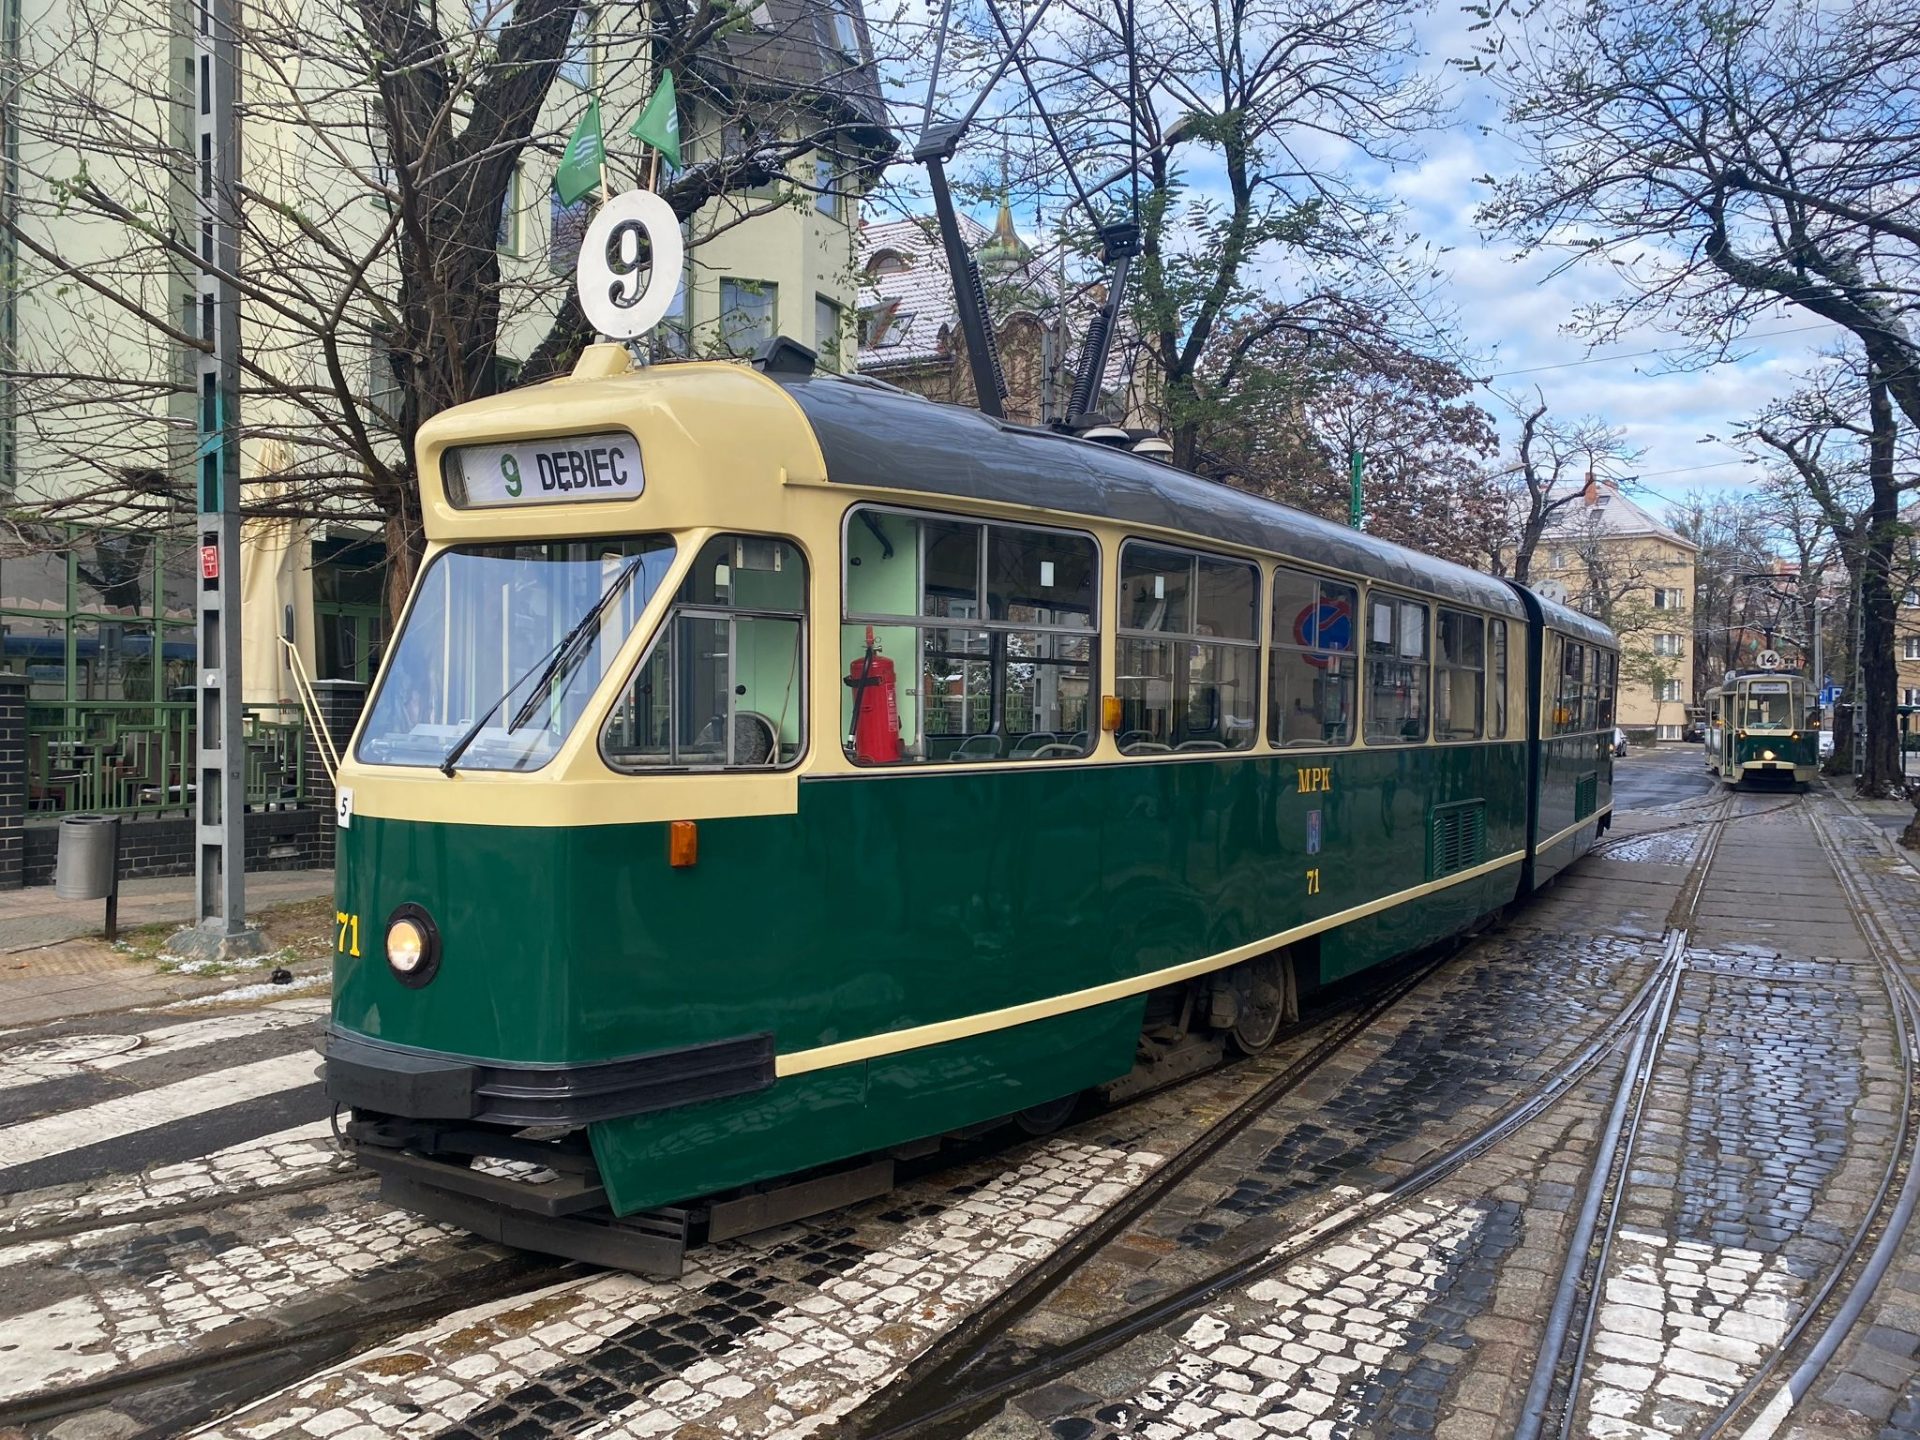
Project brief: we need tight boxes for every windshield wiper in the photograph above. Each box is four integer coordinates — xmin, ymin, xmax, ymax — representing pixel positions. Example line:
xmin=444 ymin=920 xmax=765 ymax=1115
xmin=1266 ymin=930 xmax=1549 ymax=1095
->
xmin=438 ymin=557 xmax=643 ymax=777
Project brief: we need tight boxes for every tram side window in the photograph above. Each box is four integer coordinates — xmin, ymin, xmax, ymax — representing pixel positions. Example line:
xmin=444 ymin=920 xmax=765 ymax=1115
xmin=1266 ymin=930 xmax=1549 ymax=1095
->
xmin=1600 ymin=651 xmax=1618 ymax=730
xmin=1435 ymin=609 xmax=1485 ymax=741
xmin=841 ymin=507 xmax=1095 ymax=763
xmin=1554 ymin=638 xmax=1587 ymax=735
xmin=1364 ymin=595 xmax=1429 ymax=743
xmin=1489 ymin=619 xmax=1509 ymax=740
xmin=1117 ymin=542 xmax=1259 ymax=753
xmin=1267 ymin=566 xmax=1357 ymax=747
xmin=601 ymin=535 xmax=807 ymax=771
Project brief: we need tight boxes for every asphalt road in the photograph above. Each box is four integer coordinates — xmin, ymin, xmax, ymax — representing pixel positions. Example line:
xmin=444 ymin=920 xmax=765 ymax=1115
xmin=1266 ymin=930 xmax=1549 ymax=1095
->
xmin=1611 ymin=739 xmax=1717 ymax=813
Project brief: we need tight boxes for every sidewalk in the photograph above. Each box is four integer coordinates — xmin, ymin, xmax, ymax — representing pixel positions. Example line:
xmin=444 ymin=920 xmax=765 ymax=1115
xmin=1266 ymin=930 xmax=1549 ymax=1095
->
xmin=0 ymin=869 xmax=335 ymax=1026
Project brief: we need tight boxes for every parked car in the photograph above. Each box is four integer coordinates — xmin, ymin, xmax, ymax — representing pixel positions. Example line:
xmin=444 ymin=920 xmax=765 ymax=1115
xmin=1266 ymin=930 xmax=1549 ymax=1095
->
xmin=1612 ymin=727 xmax=1629 ymax=757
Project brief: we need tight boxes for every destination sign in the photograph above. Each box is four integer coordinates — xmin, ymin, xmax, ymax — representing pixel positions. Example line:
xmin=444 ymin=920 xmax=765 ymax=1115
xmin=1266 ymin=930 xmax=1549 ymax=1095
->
xmin=444 ymin=432 xmax=642 ymax=508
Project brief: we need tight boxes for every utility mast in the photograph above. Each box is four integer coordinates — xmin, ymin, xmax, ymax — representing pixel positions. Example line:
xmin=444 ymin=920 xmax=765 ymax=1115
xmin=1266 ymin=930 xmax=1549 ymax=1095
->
xmin=172 ymin=0 xmax=265 ymax=962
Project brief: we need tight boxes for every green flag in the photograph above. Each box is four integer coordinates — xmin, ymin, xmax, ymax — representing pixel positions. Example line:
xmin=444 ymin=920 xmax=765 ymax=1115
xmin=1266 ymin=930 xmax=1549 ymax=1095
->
xmin=629 ymin=70 xmax=681 ymax=172
xmin=555 ymin=98 xmax=606 ymax=206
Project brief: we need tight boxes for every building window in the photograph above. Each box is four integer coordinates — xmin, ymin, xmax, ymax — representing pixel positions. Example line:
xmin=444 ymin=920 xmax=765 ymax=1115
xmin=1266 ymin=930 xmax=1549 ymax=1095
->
xmin=1905 ymin=636 xmax=1920 ymax=661
xmin=368 ymin=326 xmax=402 ymax=421
xmin=841 ymin=507 xmax=1097 ymax=763
xmin=814 ymin=295 xmax=843 ymax=371
xmin=1117 ymin=541 xmax=1260 ymax=754
xmin=1904 ymin=688 xmax=1920 ymax=707
xmin=1657 ymin=724 xmax=1682 ymax=741
xmin=496 ymin=164 xmax=521 ymax=253
xmin=314 ymin=535 xmax=388 ymax=683
xmin=1548 ymin=550 xmax=1565 ymax=571
xmin=718 ymin=278 xmax=777 ymax=354
xmin=1366 ymin=594 xmax=1430 ymax=744
xmin=1653 ymin=587 xmax=1685 ymax=610
xmin=824 ymin=0 xmax=860 ymax=56
xmin=2 ymin=524 xmax=196 ymax=705
xmin=1653 ymin=632 xmax=1682 ymax=657
xmin=1268 ymin=566 xmax=1357 ymax=747
xmin=549 ymin=188 xmax=590 ymax=274
xmin=555 ymin=7 xmax=597 ymax=88
xmin=1659 ymin=678 xmax=1684 ymax=703
xmin=815 ymin=153 xmax=840 ymax=219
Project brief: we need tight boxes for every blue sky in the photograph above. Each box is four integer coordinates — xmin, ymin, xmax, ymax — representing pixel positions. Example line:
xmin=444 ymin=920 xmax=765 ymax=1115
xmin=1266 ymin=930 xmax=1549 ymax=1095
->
xmin=885 ymin=0 xmax=1848 ymax=512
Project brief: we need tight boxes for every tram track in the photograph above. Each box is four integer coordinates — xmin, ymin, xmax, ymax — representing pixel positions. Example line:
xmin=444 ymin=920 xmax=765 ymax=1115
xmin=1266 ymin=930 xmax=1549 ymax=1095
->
xmin=1517 ymin=789 xmax=1920 ymax=1440
xmin=1690 ymin=803 xmax=1920 ymax=1440
xmin=845 ymin=795 xmax=1743 ymax=1440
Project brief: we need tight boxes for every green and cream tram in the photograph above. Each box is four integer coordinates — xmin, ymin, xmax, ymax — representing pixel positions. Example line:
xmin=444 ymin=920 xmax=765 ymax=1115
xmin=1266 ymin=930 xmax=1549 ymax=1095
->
xmin=322 ymin=343 xmax=1617 ymax=1272
xmin=1705 ymin=667 xmax=1819 ymax=787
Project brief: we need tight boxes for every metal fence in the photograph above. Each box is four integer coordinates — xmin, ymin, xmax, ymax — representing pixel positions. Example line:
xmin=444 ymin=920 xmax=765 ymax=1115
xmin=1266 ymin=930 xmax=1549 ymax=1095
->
xmin=24 ymin=699 xmax=310 ymax=817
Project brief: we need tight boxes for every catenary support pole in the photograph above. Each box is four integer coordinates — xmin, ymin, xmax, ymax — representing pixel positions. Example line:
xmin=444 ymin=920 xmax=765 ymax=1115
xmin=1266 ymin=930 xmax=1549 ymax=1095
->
xmin=174 ymin=0 xmax=265 ymax=962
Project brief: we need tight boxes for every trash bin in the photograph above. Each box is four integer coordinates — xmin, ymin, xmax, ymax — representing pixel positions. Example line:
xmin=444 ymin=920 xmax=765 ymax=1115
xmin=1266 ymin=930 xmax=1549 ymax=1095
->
xmin=54 ymin=814 xmax=121 ymax=901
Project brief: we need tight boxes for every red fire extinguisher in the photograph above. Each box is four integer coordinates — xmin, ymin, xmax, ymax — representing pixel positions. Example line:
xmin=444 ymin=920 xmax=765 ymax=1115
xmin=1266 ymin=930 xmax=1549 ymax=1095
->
xmin=846 ymin=626 xmax=902 ymax=763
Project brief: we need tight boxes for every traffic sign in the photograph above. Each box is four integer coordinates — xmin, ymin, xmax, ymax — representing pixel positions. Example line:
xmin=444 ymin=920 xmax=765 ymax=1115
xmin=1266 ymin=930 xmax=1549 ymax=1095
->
xmin=1820 ymin=684 xmax=1841 ymax=706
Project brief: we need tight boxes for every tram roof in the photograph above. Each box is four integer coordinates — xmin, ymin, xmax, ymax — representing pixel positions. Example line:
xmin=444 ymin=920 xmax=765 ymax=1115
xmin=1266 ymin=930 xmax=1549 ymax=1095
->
xmin=780 ymin=374 xmax=1531 ymax=619
xmin=1532 ymin=592 xmax=1616 ymax=649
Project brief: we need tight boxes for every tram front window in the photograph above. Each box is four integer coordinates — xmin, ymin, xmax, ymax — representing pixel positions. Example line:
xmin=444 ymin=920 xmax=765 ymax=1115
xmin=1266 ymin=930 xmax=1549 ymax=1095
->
xmin=1742 ymin=684 xmax=1796 ymax=729
xmin=356 ymin=537 xmax=675 ymax=771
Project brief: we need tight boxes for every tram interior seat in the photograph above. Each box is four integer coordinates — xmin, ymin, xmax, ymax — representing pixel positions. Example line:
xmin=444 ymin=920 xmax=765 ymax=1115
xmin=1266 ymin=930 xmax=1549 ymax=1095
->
xmin=1009 ymin=732 xmax=1057 ymax=758
xmin=949 ymin=734 xmax=1004 ymax=761
xmin=1028 ymin=743 xmax=1079 ymax=758
xmin=1176 ymin=739 xmax=1227 ymax=752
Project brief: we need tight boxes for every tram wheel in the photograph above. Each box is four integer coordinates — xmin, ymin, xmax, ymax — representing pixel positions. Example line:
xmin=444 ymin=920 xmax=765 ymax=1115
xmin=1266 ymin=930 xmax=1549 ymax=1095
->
xmin=1013 ymin=1092 xmax=1080 ymax=1135
xmin=1228 ymin=954 xmax=1295 ymax=1056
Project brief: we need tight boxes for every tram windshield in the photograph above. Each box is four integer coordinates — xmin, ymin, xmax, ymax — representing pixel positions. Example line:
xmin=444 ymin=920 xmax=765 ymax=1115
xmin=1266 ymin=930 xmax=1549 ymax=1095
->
xmin=357 ymin=537 xmax=676 ymax=771
xmin=1741 ymin=682 xmax=1798 ymax=730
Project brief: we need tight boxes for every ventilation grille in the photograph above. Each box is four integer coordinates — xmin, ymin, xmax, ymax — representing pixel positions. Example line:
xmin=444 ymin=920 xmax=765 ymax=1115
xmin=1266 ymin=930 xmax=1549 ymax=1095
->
xmin=1575 ymin=772 xmax=1599 ymax=821
xmin=1429 ymin=801 xmax=1487 ymax=880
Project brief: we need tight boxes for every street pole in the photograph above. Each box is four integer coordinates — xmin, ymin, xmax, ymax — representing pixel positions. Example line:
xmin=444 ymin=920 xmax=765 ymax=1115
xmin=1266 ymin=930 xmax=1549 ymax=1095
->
xmin=173 ymin=0 xmax=264 ymax=961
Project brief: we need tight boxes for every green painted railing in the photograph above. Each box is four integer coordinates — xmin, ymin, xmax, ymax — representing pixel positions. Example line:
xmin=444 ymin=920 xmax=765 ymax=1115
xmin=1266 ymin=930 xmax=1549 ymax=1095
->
xmin=24 ymin=699 xmax=310 ymax=817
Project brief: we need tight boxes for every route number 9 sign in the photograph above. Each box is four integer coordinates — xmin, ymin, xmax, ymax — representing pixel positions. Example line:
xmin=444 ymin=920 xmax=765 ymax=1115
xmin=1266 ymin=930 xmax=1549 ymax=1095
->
xmin=576 ymin=190 xmax=685 ymax=341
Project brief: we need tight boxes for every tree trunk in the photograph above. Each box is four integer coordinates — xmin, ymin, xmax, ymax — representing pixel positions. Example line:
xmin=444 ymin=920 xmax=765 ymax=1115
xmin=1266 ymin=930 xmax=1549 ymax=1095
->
xmin=382 ymin=482 xmax=425 ymax=625
xmin=1857 ymin=373 xmax=1903 ymax=797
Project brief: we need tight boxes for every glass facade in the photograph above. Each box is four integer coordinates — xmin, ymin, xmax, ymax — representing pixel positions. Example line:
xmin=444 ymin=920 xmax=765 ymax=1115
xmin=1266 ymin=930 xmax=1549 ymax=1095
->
xmin=0 ymin=524 xmax=196 ymax=702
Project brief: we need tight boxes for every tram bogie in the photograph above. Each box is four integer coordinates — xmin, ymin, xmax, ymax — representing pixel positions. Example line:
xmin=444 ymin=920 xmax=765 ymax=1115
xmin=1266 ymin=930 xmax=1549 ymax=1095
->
xmin=1704 ymin=669 xmax=1819 ymax=788
xmin=321 ymin=343 xmax=1618 ymax=1273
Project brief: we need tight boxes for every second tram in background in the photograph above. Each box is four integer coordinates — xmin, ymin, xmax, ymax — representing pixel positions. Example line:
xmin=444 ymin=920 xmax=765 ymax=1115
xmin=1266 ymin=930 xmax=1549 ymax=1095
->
xmin=1704 ymin=667 xmax=1820 ymax=788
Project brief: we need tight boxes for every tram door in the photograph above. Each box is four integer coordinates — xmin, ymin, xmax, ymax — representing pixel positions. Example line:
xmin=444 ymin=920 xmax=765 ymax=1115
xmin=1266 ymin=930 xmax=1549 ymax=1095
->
xmin=1705 ymin=695 xmax=1722 ymax=774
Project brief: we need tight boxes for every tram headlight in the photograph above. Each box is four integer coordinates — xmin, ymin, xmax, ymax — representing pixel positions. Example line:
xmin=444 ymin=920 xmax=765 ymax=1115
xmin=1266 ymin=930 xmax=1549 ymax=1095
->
xmin=1762 ymin=749 xmax=1776 ymax=761
xmin=384 ymin=904 xmax=440 ymax=988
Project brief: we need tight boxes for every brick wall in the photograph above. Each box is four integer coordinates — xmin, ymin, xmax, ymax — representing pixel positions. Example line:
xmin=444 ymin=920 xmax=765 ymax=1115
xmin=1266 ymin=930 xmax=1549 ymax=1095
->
xmin=22 ymin=807 xmax=330 ymax=887
xmin=0 ymin=675 xmax=24 ymax=891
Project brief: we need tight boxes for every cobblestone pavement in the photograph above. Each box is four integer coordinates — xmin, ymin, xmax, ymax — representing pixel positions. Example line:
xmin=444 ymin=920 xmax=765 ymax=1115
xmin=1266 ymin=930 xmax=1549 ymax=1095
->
xmin=7 ymin=774 xmax=1920 ymax=1440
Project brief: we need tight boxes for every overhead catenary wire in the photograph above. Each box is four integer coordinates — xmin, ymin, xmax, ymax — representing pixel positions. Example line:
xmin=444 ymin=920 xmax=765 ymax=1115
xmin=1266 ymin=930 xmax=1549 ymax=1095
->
xmin=977 ymin=0 xmax=1099 ymax=222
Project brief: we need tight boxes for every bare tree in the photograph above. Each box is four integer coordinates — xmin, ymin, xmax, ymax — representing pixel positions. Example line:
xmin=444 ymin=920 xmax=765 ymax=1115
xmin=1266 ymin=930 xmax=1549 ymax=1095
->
xmin=1191 ymin=295 xmax=1504 ymax=565
xmin=943 ymin=0 xmax=1445 ymax=469
xmin=1666 ymin=489 xmax=1774 ymax=697
xmin=1738 ymin=356 xmax=1913 ymax=796
xmin=2 ymin=0 xmax=901 ymax=606
xmin=1478 ymin=0 xmax=1920 ymax=427
xmin=1492 ymin=400 xmax=1637 ymax=584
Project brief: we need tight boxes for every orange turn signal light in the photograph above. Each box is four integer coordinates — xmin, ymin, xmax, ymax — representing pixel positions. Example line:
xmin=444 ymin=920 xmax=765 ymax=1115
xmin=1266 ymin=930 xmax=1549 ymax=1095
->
xmin=1102 ymin=695 xmax=1122 ymax=732
xmin=669 ymin=820 xmax=698 ymax=868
